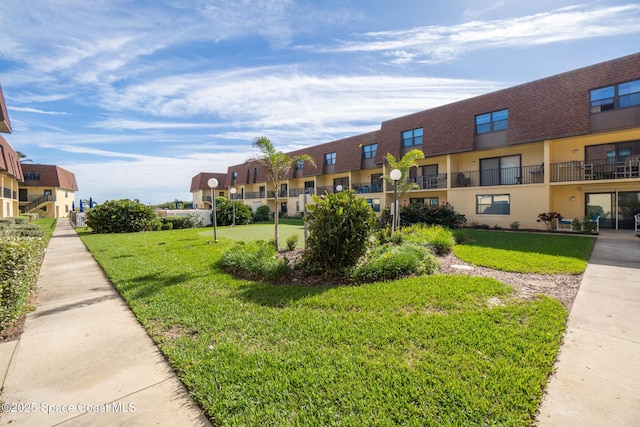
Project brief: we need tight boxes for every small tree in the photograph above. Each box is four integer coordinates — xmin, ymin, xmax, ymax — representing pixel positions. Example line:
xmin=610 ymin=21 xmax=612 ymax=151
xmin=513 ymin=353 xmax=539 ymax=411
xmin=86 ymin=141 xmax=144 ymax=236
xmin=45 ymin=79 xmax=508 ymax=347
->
xmin=383 ymin=149 xmax=426 ymax=197
xmin=383 ymin=149 xmax=425 ymax=229
xmin=302 ymin=190 xmax=376 ymax=275
xmin=537 ymin=212 xmax=562 ymax=231
xmin=247 ymin=136 xmax=315 ymax=248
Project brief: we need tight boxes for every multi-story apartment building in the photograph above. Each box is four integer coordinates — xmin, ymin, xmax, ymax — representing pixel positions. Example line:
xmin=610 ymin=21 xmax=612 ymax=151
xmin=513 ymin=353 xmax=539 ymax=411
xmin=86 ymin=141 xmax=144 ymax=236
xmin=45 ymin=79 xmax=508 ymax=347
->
xmin=206 ymin=53 xmax=640 ymax=230
xmin=190 ymin=172 xmax=228 ymax=209
xmin=0 ymin=84 xmax=23 ymax=219
xmin=19 ymin=164 xmax=79 ymax=218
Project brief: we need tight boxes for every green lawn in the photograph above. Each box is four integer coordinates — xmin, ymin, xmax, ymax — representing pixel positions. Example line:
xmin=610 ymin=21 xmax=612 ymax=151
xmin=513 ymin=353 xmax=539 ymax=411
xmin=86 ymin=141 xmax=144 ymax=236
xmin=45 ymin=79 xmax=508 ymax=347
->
xmin=78 ymin=226 xmax=593 ymax=426
xmin=201 ymin=222 xmax=305 ymax=249
xmin=455 ymin=229 xmax=596 ymax=274
xmin=34 ymin=218 xmax=57 ymax=245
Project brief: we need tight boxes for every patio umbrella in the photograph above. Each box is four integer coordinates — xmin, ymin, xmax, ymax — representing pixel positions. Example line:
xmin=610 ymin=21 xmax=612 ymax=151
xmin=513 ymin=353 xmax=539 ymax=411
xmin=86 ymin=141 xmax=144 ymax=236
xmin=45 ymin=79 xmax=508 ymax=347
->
xmin=79 ymin=199 xmax=84 ymax=212
xmin=89 ymin=197 xmax=93 ymax=208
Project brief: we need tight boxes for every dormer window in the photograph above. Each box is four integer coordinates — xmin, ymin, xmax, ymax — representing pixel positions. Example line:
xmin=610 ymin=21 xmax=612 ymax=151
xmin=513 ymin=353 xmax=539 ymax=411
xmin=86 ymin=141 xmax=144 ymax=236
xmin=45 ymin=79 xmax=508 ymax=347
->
xmin=325 ymin=152 xmax=336 ymax=165
xmin=591 ymin=79 xmax=640 ymax=113
xmin=402 ymin=128 xmax=423 ymax=146
xmin=476 ymin=109 xmax=508 ymax=134
xmin=362 ymin=143 xmax=377 ymax=159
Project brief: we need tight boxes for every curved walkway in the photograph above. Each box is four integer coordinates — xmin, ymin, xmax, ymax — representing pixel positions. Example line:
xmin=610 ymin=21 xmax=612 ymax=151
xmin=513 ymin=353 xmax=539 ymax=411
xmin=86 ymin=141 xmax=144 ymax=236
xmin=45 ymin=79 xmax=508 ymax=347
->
xmin=537 ymin=229 xmax=640 ymax=426
xmin=0 ymin=219 xmax=210 ymax=426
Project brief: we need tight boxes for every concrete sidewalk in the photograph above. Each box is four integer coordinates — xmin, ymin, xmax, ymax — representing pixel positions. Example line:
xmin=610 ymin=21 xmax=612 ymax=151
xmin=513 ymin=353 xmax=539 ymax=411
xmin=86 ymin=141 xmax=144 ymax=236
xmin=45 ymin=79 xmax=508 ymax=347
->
xmin=0 ymin=220 xmax=210 ymax=426
xmin=537 ymin=230 xmax=640 ymax=426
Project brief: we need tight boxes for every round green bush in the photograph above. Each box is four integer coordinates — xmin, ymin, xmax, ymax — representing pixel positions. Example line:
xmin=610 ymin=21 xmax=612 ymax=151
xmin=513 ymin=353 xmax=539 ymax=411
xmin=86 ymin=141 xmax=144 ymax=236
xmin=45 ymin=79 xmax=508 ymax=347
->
xmin=398 ymin=224 xmax=456 ymax=255
xmin=86 ymin=199 xmax=161 ymax=233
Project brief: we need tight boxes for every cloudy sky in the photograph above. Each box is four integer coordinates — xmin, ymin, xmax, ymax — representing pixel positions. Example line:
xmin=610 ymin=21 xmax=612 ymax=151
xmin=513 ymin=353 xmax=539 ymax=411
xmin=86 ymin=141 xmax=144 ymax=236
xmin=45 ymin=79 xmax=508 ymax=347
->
xmin=1 ymin=0 xmax=639 ymax=205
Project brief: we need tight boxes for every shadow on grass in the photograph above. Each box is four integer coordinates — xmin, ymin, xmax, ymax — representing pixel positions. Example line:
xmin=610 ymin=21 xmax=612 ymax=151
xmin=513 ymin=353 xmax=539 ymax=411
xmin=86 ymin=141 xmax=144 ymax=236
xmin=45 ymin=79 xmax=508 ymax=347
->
xmin=120 ymin=272 xmax=198 ymax=300
xmin=233 ymin=281 xmax=331 ymax=308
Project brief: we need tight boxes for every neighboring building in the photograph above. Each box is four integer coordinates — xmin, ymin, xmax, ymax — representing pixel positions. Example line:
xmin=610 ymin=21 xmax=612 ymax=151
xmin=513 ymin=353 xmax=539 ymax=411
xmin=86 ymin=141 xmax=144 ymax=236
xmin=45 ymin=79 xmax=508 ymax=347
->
xmin=0 ymin=84 xmax=22 ymax=219
xmin=213 ymin=53 xmax=640 ymax=230
xmin=190 ymin=172 xmax=227 ymax=209
xmin=19 ymin=164 xmax=79 ymax=218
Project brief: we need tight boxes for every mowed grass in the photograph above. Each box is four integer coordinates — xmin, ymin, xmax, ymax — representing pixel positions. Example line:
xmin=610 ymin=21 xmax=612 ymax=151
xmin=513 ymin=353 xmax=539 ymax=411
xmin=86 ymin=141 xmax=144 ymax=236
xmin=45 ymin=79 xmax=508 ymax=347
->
xmin=454 ymin=229 xmax=596 ymax=274
xmin=200 ymin=221 xmax=305 ymax=249
xmin=77 ymin=226 xmax=588 ymax=426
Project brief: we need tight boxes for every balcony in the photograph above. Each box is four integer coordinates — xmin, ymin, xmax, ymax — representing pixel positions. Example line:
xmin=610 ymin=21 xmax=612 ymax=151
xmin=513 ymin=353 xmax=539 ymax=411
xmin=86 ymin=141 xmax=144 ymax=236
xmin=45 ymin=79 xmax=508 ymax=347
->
xmin=452 ymin=164 xmax=544 ymax=188
xmin=411 ymin=174 xmax=448 ymax=190
xmin=289 ymin=187 xmax=316 ymax=197
xmin=267 ymin=190 xmax=288 ymax=199
xmin=245 ymin=192 xmax=264 ymax=199
xmin=352 ymin=183 xmax=382 ymax=194
xmin=551 ymin=158 xmax=639 ymax=182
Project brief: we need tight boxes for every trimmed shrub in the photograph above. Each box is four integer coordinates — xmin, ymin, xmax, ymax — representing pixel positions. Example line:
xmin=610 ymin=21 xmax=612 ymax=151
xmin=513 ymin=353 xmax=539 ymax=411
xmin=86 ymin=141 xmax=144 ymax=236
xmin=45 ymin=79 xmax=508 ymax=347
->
xmin=0 ymin=223 xmax=44 ymax=238
xmin=86 ymin=199 xmax=161 ymax=233
xmin=399 ymin=224 xmax=456 ymax=255
xmin=399 ymin=202 xmax=466 ymax=229
xmin=219 ymin=241 xmax=292 ymax=283
xmin=301 ymin=191 xmax=376 ymax=275
xmin=161 ymin=215 xmax=195 ymax=230
xmin=215 ymin=199 xmax=252 ymax=226
xmin=253 ymin=205 xmax=271 ymax=222
xmin=286 ymin=234 xmax=299 ymax=251
xmin=1 ymin=236 xmax=45 ymax=329
xmin=351 ymin=243 xmax=439 ymax=283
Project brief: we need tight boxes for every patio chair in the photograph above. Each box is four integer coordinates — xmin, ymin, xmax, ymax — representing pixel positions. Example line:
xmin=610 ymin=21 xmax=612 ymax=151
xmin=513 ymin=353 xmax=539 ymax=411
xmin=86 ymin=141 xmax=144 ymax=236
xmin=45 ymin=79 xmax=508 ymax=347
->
xmin=624 ymin=155 xmax=640 ymax=177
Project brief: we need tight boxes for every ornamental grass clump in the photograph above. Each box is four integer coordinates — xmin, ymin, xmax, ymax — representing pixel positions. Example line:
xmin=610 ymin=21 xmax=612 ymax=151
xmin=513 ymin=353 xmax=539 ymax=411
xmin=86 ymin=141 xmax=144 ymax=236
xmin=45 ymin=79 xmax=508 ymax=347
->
xmin=351 ymin=243 xmax=439 ymax=283
xmin=219 ymin=241 xmax=292 ymax=283
xmin=399 ymin=224 xmax=456 ymax=255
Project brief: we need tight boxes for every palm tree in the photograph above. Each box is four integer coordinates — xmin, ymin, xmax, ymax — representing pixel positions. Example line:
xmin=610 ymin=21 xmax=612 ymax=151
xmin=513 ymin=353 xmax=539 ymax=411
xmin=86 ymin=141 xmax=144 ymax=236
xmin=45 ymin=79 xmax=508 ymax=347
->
xmin=16 ymin=151 xmax=33 ymax=163
xmin=247 ymin=136 xmax=315 ymax=249
xmin=383 ymin=149 xmax=425 ymax=197
xmin=384 ymin=149 xmax=425 ymax=229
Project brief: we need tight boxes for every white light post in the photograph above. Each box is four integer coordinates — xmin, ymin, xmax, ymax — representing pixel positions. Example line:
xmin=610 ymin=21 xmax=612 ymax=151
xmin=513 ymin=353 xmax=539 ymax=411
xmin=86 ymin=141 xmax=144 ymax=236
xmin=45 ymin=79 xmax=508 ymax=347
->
xmin=336 ymin=184 xmax=343 ymax=192
xmin=208 ymin=178 xmax=219 ymax=243
xmin=390 ymin=169 xmax=402 ymax=235
xmin=230 ymin=187 xmax=237 ymax=227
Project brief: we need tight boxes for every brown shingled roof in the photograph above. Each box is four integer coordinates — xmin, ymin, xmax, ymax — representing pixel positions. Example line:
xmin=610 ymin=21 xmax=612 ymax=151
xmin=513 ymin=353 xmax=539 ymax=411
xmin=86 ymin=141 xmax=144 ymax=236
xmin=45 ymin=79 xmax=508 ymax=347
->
xmin=190 ymin=172 xmax=227 ymax=192
xmin=375 ymin=52 xmax=640 ymax=163
xmin=20 ymin=164 xmax=78 ymax=191
xmin=0 ymin=135 xmax=23 ymax=181
xmin=0 ymin=84 xmax=11 ymax=134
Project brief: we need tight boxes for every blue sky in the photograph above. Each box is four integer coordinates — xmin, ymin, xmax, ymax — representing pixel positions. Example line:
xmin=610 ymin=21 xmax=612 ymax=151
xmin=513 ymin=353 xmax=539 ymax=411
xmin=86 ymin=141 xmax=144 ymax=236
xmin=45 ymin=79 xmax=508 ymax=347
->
xmin=1 ymin=1 xmax=639 ymax=205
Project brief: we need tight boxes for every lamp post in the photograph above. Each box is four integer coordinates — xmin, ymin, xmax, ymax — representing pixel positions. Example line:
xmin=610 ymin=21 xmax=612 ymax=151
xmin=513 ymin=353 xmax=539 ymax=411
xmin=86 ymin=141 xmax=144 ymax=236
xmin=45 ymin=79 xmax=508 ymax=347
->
xmin=208 ymin=178 xmax=219 ymax=243
xmin=230 ymin=187 xmax=237 ymax=227
xmin=336 ymin=184 xmax=343 ymax=192
xmin=389 ymin=169 xmax=402 ymax=235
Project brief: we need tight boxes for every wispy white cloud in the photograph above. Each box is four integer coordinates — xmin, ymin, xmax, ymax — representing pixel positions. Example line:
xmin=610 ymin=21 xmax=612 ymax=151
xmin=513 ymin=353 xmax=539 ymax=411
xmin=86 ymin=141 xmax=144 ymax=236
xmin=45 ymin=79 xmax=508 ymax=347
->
xmin=318 ymin=4 xmax=640 ymax=63
xmin=8 ymin=106 xmax=70 ymax=115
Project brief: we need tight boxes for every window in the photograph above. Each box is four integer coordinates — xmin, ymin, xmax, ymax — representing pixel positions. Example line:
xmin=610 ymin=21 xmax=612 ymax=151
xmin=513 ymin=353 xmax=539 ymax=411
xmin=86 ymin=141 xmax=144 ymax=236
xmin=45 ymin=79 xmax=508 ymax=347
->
xmin=362 ymin=143 xmax=377 ymax=159
xmin=296 ymin=160 xmax=304 ymax=170
xmin=325 ymin=152 xmax=336 ymax=165
xmin=231 ymin=171 xmax=238 ymax=181
xmin=402 ymin=128 xmax=423 ymax=146
xmin=410 ymin=197 xmax=438 ymax=206
xmin=477 ymin=194 xmax=510 ymax=215
xmin=24 ymin=172 xmax=40 ymax=180
xmin=333 ymin=177 xmax=349 ymax=191
xmin=366 ymin=198 xmax=381 ymax=212
xmin=591 ymin=79 xmax=640 ymax=112
xmin=480 ymin=155 xmax=521 ymax=186
xmin=304 ymin=181 xmax=315 ymax=194
xmin=476 ymin=109 xmax=508 ymax=134
xmin=253 ymin=167 xmax=258 ymax=183
xmin=246 ymin=169 xmax=251 ymax=183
